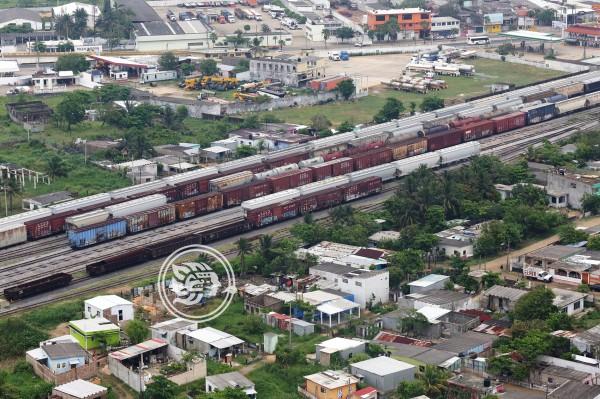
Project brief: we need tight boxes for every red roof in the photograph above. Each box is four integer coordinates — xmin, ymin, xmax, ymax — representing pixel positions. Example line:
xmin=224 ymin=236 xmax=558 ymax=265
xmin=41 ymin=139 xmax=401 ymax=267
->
xmin=355 ymin=248 xmax=385 ymax=259
xmin=459 ymin=309 xmax=492 ymax=322
xmin=353 ymin=386 xmax=377 ymax=396
xmin=270 ymin=312 xmax=291 ymax=321
xmin=375 ymin=331 xmax=432 ymax=347
xmin=566 ymin=24 xmax=600 ymax=36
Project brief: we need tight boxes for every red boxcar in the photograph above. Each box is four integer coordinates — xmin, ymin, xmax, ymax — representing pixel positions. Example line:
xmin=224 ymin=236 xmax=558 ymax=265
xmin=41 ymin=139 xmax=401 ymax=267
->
xmin=222 ymin=185 xmax=246 ymax=208
xmin=247 ymin=181 xmax=272 ymax=199
xmin=352 ymin=148 xmax=393 ymax=171
xmin=267 ymin=169 xmax=314 ymax=192
xmin=315 ymin=188 xmax=344 ymax=209
xmin=345 ymin=141 xmax=385 ymax=156
xmin=174 ymin=192 xmax=223 ymax=219
xmin=297 ymin=195 xmax=319 ymax=214
xmin=126 ymin=204 xmax=176 ymax=233
xmin=492 ymin=112 xmax=527 ymax=134
xmin=427 ymin=129 xmax=462 ymax=152
xmin=25 ymin=211 xmax=77 ymax=239
xmin=159 ymin=186 xmax=181 ymax=202
xmin=461 ymin=120 xmax=495 ymax=142
xmin=342 ymin=177 xmax=382 ymax=201
xmin=449 ymin=117 xmax=481 ymax=128
xmin=246 ymin=200 xmax=298 ymax=227
xmin=323 ymin=151 xmax=344 ymax=162
xmin=330 ymin=158 xmax=354 ymax=176
xmin=310 ymin=163 xmax=333 ymax=181
xmin=265 ymin=153 xmax=309 ymax=169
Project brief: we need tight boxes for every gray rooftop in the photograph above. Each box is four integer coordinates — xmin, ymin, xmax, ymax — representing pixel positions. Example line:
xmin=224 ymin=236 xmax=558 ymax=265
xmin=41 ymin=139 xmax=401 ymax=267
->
xmin=541 ymin=365 xmax=590 ymax=381
xmin=413 ymin=348 xmax=456 ymax=366
xmin=576 ymin=325 xmax=600 ymax=345
xmin=414 ymin=289 xmax=470 ymax=306
xmin=24 ymin=191 xmax=72 ymax=206
xmin=115 ymin=0 xmax=161 ymax=22
xmin=432 ymin=331 xmax=497 ymax=355
xmin=206 ymin=372 xmax=254 ymax=390
xmin=552 ymin=288 xmax=586 ymax=309
xmin=548 ymin=381 xmax=600 ymax=399
xmin=0 ymin=8 xmax=41 ymax=24
xmin=42 ymin=343 xmax=86 ymax=360
xmin=483 ymin=285 xmax=527 ymax=302
xmin=526 ymin=245 xmax=584 ymax=261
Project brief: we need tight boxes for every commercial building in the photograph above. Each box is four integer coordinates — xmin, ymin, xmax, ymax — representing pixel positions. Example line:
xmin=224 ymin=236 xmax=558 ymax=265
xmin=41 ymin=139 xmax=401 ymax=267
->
xmin=300 ymin=370 xmax=359 ymax=399
xmin=84 ymin=295 xmax=134 ymax=324
xmin=249 ymin=55 xmax=326 ymax=87
xmin=206 ymin=372 xmax=256 ymax=398
xmin=52 ymin=379 xmax=108 ymax=399
xmin=0 ymin=8 xmax=43 ymax=31
xmin=297 ymin=241 xmax=388 ymax=269
xmin=408 ymin=274 xmax=450 ymax=294
xmin=366 ymin=8 xmax=432 ymax=38
xmin=315 ymin=337 xmax=366 ymax=365
xmin=350 ymin=356 xmax=416 ymax=394
xmin=304 ymin=14 xmax=343 ymax=42
xmin=309 ymin=263 xmax=389 ymax=308
xmin=68 ymin=318 xmax=120 ymax=350
xmin=430 ymin=16 xmax=460 ymax=39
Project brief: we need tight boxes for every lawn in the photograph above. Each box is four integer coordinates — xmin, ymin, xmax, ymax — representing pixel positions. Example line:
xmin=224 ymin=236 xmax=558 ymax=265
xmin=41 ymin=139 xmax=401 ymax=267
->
xmin=258 ymin=58 xmax=565 ymax=126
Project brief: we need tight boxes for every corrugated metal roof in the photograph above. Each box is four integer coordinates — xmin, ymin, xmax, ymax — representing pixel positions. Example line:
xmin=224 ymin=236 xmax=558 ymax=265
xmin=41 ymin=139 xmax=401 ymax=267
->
xmin=483 ymin=285 xmax=527 ymax=302
xmin=109 ymin=338 xmax=168 ymax=361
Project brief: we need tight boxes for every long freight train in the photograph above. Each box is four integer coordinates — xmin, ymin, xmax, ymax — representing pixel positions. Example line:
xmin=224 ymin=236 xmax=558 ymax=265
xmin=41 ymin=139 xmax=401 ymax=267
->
xmin=2 ymin=71 xmax=600 ymax=251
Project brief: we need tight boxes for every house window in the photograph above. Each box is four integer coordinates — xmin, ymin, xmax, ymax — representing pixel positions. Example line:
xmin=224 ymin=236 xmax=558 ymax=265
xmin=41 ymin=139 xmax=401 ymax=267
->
xmin=570 ymin=183 xmax=576 ymax=188
xmin=343 ymin=278 xmax=348 ymax=283
xmin=574 ymin=300 xmax=581 ymax=310
xmin=320 ymin=387 xmax=327 ymax=393
xmin=375 ymin=15 xmax=385 ymax=22
xmin=421 ymin=13 xmax=429 ymax=19
xmin=87 ymin=306 xmax=91 ymax=313
xmin=402 ymin=14 xmax=412 ymax=20
xmin=118 ymin=309 xmax=123 ymax=321
xmin=355 ymin=281 xmax=362 ymax=287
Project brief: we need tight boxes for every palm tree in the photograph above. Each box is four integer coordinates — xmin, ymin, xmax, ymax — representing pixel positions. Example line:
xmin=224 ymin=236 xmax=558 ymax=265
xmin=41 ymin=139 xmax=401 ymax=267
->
xmin=33 ymin=41 xmax=46 ymax=71
xmin=261 ymin=23 xmax=271 ymax=34
xmin=259 ymin=234 xmax=273 ymax=261
xmin=418 ymin=365 xmax=450 ymax=398
xmin=45 ymin=155 xmax=69 ymax=179
xmin=278 ymin=39 xmax=285 ymax=51
xmin=5 ymin=179 xmax=22 ymax=213
xmin=236 ymin=237 xmax=251 ymax=276
xmin=210 ymin=32 xmax=218 ymax=47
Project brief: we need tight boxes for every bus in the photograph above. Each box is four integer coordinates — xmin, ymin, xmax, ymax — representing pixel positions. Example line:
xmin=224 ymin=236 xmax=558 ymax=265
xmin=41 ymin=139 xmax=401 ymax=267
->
xmin=467 ymin=35 xmax=490 ymax=45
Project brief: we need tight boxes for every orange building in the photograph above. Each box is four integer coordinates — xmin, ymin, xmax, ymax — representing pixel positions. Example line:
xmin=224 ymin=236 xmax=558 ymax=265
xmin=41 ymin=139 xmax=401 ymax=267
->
xmin=299 ymin=370 xmax=359 ymax=399
xmin=366 ymin=8 xmax=432 ymax=36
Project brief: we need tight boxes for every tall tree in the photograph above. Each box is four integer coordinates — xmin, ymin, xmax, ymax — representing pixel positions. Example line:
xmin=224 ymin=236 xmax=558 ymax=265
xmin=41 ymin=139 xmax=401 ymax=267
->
xmin=513 ymin=286 xmax=557 ymax=321
xmin=237 ymin=237 xmax=251 ymax=276
xmin=158 ymin=51 xmax=178 ymax=71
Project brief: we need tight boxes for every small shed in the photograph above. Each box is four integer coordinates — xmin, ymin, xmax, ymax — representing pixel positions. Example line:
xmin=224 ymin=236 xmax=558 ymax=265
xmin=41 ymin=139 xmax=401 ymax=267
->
xmin=52 ymin=379 xmax=107 ymax=399
xmin=350 ymin=356 xmax=416 ymax=394
xmin=292 ymin=319 xmax=315 ymax=336
xmin=22 ymin=191 xmax=72 ymax=210
xmin=263 ymin=332 xmax=278 ymax=354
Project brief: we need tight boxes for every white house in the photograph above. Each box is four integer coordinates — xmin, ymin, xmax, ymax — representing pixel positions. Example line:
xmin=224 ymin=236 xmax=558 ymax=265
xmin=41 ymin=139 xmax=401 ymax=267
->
xmin=552 ymin=288 xmax=586 ymax=316
xmin=181 ymin=327 xmax=244 ymax=359
xmin=309 ymin=263 xmax=389 ymax=308
xmin=0 ymin=8 xmax=43 ymax=31
xmin=84 ymin=295 xmax=134 ymax=323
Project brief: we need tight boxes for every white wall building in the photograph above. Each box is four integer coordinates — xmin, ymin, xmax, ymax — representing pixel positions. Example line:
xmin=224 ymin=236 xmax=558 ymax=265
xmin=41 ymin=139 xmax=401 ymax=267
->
xmin=84 ymin=295 xmax=134 ymax=323
xmin=0 ymin=8 xmax=43 ymax=31
xmin=408 ymin=274 xmax=451 ymax=294
xmin=430 ymin=16 xmax=460 ymax=38
xmin=52 ymin=2 xmax=101 ymax=29
xmin=309 ymin=263 xmax=389 ymax=308
xmin=552 ymin=288 xmax=586 ymax=316
xmin=151 ymin=318 xmax=198 ymax=346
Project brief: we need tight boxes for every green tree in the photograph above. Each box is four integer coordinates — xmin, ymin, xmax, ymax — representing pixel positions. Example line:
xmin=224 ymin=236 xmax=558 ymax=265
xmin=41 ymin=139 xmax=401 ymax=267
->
xmin=337 ymin=120 xmax=354 ymax=133
xmin=259 ymin=234 xmax=274 ymax=261
xmin=235 ymin=145 xmax=257 ymax=158
xmin=389 ymin=249 xmax=425 ymax=283
xmin=237 ymin=237 xmax=252 ymax=276
xmin=199 ymin=59 xmax=218 ymax=76
xmin=56 ymin=94 xmax=86 ymax=130
xmin=582 ymin=193 xmax=600 ymax=215
xmin=374 ymin=97 xmax=405 ymax=123
xmin=513 ymin=286 xmax=557 ymax=321
xmin=481 ymin=271 xmax=503 ymax=289
xmin=425 ymin=205 xmax=446 ymax=232
xmin=158 ymin=51 xmax=179 ymax=71
xmin=420 ymin=96 xmax=445 ymax=112
xmin=396 ymin=380 xmax=426 ymax=399
xmin=557 ymin=224 xmax=589 ymax=244
xmin=399 ymin=309 xmax=430 ymax=337
xmin=310 ymin=114 xmax=332 ymax=133
xmin=419 ymin=365 xmax=450 ymax=398
xmin=45 ymin=155 xmax=69 ymax=179
xmin=409 ymin=101 xmax=417 ymax=115
xmin=510 ymin=184 xmax=547 ymax=207
xmin=336 ymin=79 xmax=356 ymax=100
xmin=335 ymin=26 xmax=355 ymax=42
xmin=243 ymin=24 xmax=251 ymax=32
xmin=261 ymin=24 xmax=271 ymax=33
xmin=547 ymin=312 xmax=572 ymax=331
xmin=144 ymin=375 xmax=180 ymax=399
xmin=208 ymin=387 xmax=249 ymax=399
xmin=124 ymin=319 xmax=149 ymax=344
xmin=55 ymin=53 xmax=90 ymax=73
xmin=72 ymin=7 xmax=88 ymax=37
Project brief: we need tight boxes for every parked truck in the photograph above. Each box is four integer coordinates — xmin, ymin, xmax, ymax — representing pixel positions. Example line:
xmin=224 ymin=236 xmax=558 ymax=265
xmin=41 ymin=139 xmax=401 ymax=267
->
xmin=524 ymin=267 xmax=553 ymax=282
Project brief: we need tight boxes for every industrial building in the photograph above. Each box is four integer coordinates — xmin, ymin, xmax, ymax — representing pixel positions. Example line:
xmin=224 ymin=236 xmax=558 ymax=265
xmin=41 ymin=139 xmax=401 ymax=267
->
xmin=0 ymin=8 xmax=44 ymax=31
xmin=249 ymin=55 xmax=326 ymax=87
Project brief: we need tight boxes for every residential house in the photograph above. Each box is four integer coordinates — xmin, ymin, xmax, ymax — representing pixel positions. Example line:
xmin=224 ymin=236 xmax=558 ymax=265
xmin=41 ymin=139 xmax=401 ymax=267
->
xmin=546 ymin=169 xmax=600 ymax=210
xmin=552 ymin=287 xmax=586 ymax=316
xmin=432 ymin=331 xmax=498 ymax=357
xmin=315 ymin=337 xmax=366 ymax=366
xmin=249 ymin=55 xmax=326 ymax=87
xmin=483 ymin=13 xmax=503 ymax=33
xmin=51 ymin=379 xmax=107 ymax=399
xmin=400 ymin=289 xmax=476 ymax=311
xmin=408 ymin=274 xmax=450 ymax=294
xmin=481 ymin=285 xmax=527 ymax=312
xmin=206 ymin=372 xmax=256 ymax=398
xmin=383 ymin=307 xmax=480 ymax=339
xmin=380 ymin=342 xmax=460 ymax=372
xmin=0 ymin=8 xmax=44 ymax=31
xmin=84 ymin=295 xmax=134 ymax=324
xmin=181 ymin=327 xmax=244 ymax=360
xmin=299 ymin=370 xmax=359 ymax=399
xmin=245 ymin=293 xmax=284 ymax=314
xmin=150 ymin=318 xmax=197 ymax=346
xmin=309 ymin=263 xmax=389 ymax=308
xmin=350 ymin=356 xmax=416 ymax=395
xmin=537 ymin=355 xmax=600 ymax=385
xmin=22 ymin=191 xmax=72 ymax=210
xmin=200 ymin=146 xmax=232 ymax=162
xmin=572 ymin=325 xmax=600 ymax=356
xmin=68 ymin=318 xmax=120 ymax=350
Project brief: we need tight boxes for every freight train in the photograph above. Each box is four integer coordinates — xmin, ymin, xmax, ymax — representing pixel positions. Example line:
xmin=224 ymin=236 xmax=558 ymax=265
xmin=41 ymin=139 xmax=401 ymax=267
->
xmin=2 ymin=72 xmax=600 ymax=251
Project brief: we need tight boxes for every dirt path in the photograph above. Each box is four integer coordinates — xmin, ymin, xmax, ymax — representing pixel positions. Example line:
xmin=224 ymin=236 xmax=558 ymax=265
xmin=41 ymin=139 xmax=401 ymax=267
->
xmin=476 ymin=216 xmax=600 ymax=273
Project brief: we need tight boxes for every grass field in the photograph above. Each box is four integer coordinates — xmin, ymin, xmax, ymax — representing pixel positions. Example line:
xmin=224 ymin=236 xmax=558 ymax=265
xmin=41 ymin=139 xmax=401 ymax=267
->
xmin=258 ymin=59 xmax=565 ymax=126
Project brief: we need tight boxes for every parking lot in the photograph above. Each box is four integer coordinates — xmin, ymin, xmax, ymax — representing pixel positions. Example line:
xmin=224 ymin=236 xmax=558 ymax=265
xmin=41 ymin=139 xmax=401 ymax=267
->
xmin=323 ymin=53 xmax=415 ymax=89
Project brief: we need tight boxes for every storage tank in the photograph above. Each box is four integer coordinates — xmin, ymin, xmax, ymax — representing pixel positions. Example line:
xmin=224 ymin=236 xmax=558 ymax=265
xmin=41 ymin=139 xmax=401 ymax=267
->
xmin=241 ymin=189 xmax=300 ymax=210
xmin=298 ymin=176 xmax=350 ymax=196
xmin=254 ymin=164 xmax=299 ymax=180
xmin=48 ymin=193 xmax=111 ymax=214
xmin=105 ymin=194 xmax=167 ymax=218
xmin=298 ymin=156 xmax=324 ymax=168
xmin=0 ymin=208 xmax=53 ymax=228
xmin=348 ymin=163 xmax=396 ymax=182
xmin=66 ymin=209 xmax=110 ymax=229
xmin=109 ymin=180 xmax=168 ymax=199
xmin=163 ymin=167 xmax=219 ymax=186
xmin=209 ymin=171 xmax=254 ymax=191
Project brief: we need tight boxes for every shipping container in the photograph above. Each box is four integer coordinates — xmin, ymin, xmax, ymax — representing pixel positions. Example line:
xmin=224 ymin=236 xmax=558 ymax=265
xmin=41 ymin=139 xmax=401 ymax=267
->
xmin=126 ymin=204 xmax=176 ymax=233
xmin=388 ymin=137 xmax=428 ymax=160
xmin=523 ymin=103 xmax=556 ymax=124
xmin=48 ymin=193 xmax=112 ymax=215
xmin=267 ymin=168 xmax=313 ymax=192
xmin=158 ymin=186 xmax=181 ymax=202
xmin=174 ymin=193 xmax=223 ymax=219
xmin=352 ymin=147 xmax=393 ymax=170
xmin=315 ymin=188 xmax=344 ymax=209
xmin=66 ymin=209 xmax=110 ymax=229
xmin=105 ymin=194 xmax=167 ymax=218
xmin=4 ymin=273 xmax=72 ymax=301
xmin=87 ymin=250 xmax=148 ymax=276
xmin=109 ymin=180 xmax=168 ymax=199
xmin=554 ymin=82 xmax=584 ymax=98
xmin=0 ymin=223 xmax=27 ymax=248
xmin=246 ymin=200 xmax=298 ymax=227
xmin=309 ymin=163 xmax=333 ymax=181
xmin=460 ymin=119 xmax=495 ymax=141
xmin=221 ymin=184 xmax=247 ymax=208
xmin=555 ymin=97 xmax=588 ymax=115
xmin=322 ymin=151 xmax=345 ymax=162
xmin=491 ymin=112 xmax=527 ymax=134
xmin=426 ymin=129 xmax=462 ymax=152
xmin=394 ymin=152 xmax=441 ymax=176
xmin=24 ymin=211 xmax=77 ymax=239
xmin=247 ymin=180 xmax=272 ymax=199
xmin=0 ymin=208 xmax=52 ymax=229
xmin=297 ymin=195 xmax=319 ymax=214
xmin=68 ymin=218 xmax=127 ymax=249
xmin=439 ymin=142 xmax=480 ymax=164
xmin=342 ymin=177 xmax=382 ymax=201
xmin=241 ymin=189 xmax=300 ymax=211
xmin=348 ymin=164 xmax=396 ymax=182
xmin=298 ymin=176 xmax=350 ymax=196
xmin=209 ymin=171 xmax=253 ymax=191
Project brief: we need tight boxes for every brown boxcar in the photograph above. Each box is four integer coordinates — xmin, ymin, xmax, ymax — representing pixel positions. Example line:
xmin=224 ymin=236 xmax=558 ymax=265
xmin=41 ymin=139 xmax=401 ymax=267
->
xmin=267 ymin=169 xmax=314 ymax=192
xmin=266 ymin=153 xmax=309 ymax=169
xmin=158 ymin=186 xmax=181 ymax=202
xmin=174 ymin=193 xmax=223 ymax=219
xmin=342 ymin=177 xmax=382 ymax=201
xmin=315 ymin=187 xmax=344 ymax=209
xmin=461 ymin=120 xmax=495 ymax=142
xmin=323 ymin=151 xmax=345 ymax=162
xmin=222 ymin=185 xmax=245 ymax=208
xmin=246 ymin=200 xmax=298 ymax=227
xmin=25 ymin=211 xmax=77 ymax=239
xmin=330 ymin=158 xmax=354 ymax=176
xmin=297 ymin=195 xmax=319 ymax=214
xmin=310 ymin=163 xmax=333 ymax=181
xmin=492 ymin=112 xmax=527 ymax=134
xmin=388 ymin=137 xmax=428 ymax=160
xmin=521 ymin=90 xmax=556 ymax=103
xmin=352 ymin=148 xmax=393 ymax=171
xmin=345 ymin=141 xmax=385 ymax=156
xmin=247 ymin=181 xmax=272 ymax=199
xmin=449 ymin=117 xmax=481 ymax=128
xmin=126 ymin=204 xmax=176 ymax=233
xmin=427 ymin=129 xmax=462 ymax=152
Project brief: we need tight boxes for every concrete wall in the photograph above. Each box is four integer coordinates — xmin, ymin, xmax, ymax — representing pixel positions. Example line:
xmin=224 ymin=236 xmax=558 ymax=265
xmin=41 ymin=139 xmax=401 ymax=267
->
xmin=476 ymin=51 xmax=590 ymax=73
xmin=108 ymin=357 xmax=145 ymax=392
xmin=168 ymin=359 xmax=207 ymax=386
xmin=27 ymin=353 xmax=103 ymax=385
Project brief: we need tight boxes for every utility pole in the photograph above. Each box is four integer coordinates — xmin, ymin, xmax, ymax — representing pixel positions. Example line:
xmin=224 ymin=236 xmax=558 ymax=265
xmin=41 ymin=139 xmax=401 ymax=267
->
xmin=288 ymin=302 xmax=292 ymax=348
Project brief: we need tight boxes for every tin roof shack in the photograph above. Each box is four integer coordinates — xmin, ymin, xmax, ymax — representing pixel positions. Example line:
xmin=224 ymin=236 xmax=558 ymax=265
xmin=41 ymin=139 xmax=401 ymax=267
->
xmin=408 ymin=274 xmax=451 ymax=294
xmin=382 ymin=342 xmax=460 ymax=371
xmin=315 ymin=337 xmax=366 ymax=366
xmin=150 ymin=318 xmax=197 ymax=346
xmin=368 ymin=230 xmax=401 ymax=246
xmin=206 ymin=372 xmax=256 ymax=398
xmin=84 ymin=295 xmax=134 ymax=325
xmin=552 ymin=288 xmax=586 ymax=316
xmin=244 ymin=293 xmax=284 ymax=315
xmin=6 ymin=101 xmax=53 ymax=131
xmin=264 ymin=312 xmax=315 ymax=336
xmin=26 ymin=341 xmax=100 ymax=385
xmin=481 ymin=285 xmax=527 ymax=312
xmin=22 ymin=191 xmax=72 ymax=210
xmin=548 ymin=381 xmax=600 ymax=399
xmin=572 ymin=325 xmax=600 ymax=355
xmin=68 ymin=318 xmax=120 ymax=351
xmin=299 ymin=370 xmax=359 ymax=399
xmin=316 ymin=298 xmax=361 ymax=328
xmin=180 ymin=327 xmax=244 ymax=360
xmin=350 ymin=356 xmax=416 ymax=395
xmin=52 ymin=379 xmax=108 ymax=399
xmin=382 ymin=307 xmax=479 ymax=340
xmin=109 ymin=338 xmax=168 ymax=392
xmin=309 ymin=263 xmax=389 ymax=308
xmin=400 ymin=289 xmax=476 ymax=311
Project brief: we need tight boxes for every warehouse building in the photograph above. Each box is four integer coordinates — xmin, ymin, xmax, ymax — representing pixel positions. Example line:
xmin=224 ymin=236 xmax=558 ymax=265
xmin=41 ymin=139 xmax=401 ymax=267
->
xmin=0 ymin=8 xmax=43 ymax=31
xmin=350 ymin=356 xmax=416 ymax=395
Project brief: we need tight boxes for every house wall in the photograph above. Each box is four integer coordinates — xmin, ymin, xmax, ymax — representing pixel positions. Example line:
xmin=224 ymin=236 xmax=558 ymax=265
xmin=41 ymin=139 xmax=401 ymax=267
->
xmin=47 ymin=355 xmax=86 ymax=374
xmin=26 ymin=352 xmax=103 ymax=385
xmin=546 ymin=172 xmax=594 ymax=210
xmin=315 ymin=342 xmax=366 ymax=362
xmin=69 ymin=327 xmax=120 ymax=350
xmin=436 ymin=242 xmax=473 ymax=258
xmin=349 ymin=365 xmax=415 ymax=393
xmin=84 ymin=303 xmax=134 ymax=322
xmin=560 ymin=298 xmax=585 ymax=316
xmin=151 ymin=325 xmax=197 ymax=346
xmin=366 ymin=10 xmax=431 ymax=32
xmin=108 ymin=356 xmax=145 ymax=392
xmin=168 ymin=358 xmax=207 ymax=386
xmin=304 ymin=380 xmax=356 ymax=399
xmin=409 ymin=277 xmax=449 ymax=294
